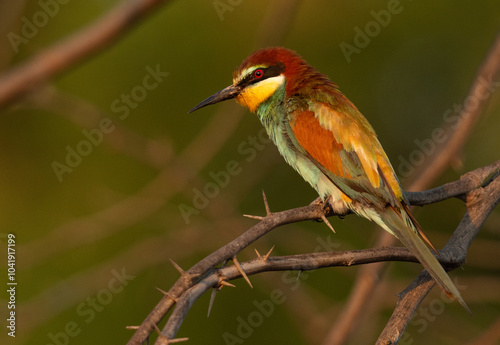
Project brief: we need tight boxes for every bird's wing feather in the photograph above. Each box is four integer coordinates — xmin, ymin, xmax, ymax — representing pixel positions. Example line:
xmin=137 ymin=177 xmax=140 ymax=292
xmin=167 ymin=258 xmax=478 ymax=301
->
xmin=289 ymin=103 xmax=403 ymax=207
xmin=287 ymin=101 xmax=469 ymax=311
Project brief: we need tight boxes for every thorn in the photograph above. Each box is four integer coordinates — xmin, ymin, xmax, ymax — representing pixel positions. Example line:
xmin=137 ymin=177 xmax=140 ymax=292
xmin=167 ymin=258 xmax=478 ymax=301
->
xmin=262 ymin=189 xmax=271 ymax=215
xmin=156 ymin=287 xmax=178 ymax=302
xmin=154 ymin=327 xmax=189 ymax=344
xmin=320 ymin=214 xmax=336 ymax=233
xmin=169 ymin=258 xmax=185 ymax=275
xmin=216 ymin=272 xmax=235 ymax=288
xmin=242 ymin=190 xmax=271 ymax=220
xmin=243 ymin=214 xmax=264 ymax=220
xmin=208 ymin=288 xmax=217 ymax=317
xmin=254 ymin=248 xmax=262 ymax=258
xmin=126 ymin=325 xmax=140 ymax=330
xmin=219 ymin=280 xmax=236 ymax=288
xmin=153 ymin=323 xmax=165 ymax=338
xmin=263 ymin=245 xmax=275 ymax=261
xmin=233 ymin=256 xmax=253 ymax=288
xmin=169 ymin=259 xmax=199 ymax=284
xmin=208 ymin=273 xmax=236 ymax=317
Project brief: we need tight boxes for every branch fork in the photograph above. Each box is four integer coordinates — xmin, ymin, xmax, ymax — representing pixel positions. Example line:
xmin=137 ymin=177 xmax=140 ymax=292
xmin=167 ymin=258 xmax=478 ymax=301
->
xmin=127 ymin=160 xmax=500 ymax=345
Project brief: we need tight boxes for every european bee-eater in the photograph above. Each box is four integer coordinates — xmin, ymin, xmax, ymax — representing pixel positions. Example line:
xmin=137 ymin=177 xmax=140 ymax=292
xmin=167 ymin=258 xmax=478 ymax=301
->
xmin=189 ymin=47 xmax=468 ymax=311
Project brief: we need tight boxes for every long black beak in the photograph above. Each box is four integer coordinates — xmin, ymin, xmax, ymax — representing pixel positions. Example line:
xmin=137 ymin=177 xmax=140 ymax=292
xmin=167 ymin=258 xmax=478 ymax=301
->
xmin=188 ymin=84 xmax=241 ymax=113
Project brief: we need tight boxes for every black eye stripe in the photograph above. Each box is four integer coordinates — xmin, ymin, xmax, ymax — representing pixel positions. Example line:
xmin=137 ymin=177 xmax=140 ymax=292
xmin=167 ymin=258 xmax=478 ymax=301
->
xmin=238 ymin=62 xmax=285 ymax=87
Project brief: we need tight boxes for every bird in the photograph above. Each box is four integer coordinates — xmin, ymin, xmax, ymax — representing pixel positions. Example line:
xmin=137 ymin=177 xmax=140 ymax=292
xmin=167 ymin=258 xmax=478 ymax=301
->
xmin=189 ymin=47 xmax=469 ymax=312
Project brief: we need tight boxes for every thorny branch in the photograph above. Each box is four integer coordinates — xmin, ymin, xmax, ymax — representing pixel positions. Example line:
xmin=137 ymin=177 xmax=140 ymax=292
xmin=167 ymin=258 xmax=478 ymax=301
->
xmin=327 ymin=29 xmax=500 ymax=345
xmin=374 ymin=29 xmax=500 ymax=345
xmin=127 ymin=160 xmax=500 ymax=345
xmin=376 ymin=165 xmax=500 ymax=345
xmin=1 ymin=0 xmax=494 ymax=344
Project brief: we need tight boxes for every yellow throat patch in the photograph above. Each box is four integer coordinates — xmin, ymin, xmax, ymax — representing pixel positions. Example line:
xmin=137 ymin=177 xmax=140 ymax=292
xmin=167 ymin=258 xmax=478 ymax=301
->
xmin=236 ymin=75 xmax=285 ymax=113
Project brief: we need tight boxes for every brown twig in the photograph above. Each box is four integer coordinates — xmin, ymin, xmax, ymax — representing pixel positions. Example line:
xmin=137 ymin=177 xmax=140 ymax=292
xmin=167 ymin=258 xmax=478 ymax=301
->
xmin=408 ymin=30 xmax=500 ymax=191
xmin=0 ymin=0 xmax=172 ymax=108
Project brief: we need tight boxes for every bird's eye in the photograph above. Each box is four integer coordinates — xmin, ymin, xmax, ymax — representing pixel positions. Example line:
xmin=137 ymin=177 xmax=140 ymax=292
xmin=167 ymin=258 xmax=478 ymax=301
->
xmin=254 ymin=69 xmax=263 ymax=78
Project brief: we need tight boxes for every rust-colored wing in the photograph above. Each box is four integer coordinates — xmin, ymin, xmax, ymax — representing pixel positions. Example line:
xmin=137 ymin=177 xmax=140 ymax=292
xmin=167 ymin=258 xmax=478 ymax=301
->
xmin=289 ymin=104 xmax=403 ymax=206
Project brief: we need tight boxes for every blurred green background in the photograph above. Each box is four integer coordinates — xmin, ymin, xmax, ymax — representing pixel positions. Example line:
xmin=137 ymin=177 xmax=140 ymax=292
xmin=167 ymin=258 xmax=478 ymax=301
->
xmin=0 ymin=1 xmax=499 ymax=344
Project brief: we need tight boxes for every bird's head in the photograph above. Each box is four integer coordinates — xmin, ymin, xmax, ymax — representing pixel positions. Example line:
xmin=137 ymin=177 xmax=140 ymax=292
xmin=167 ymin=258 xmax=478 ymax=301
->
xmin=189 ymin=47 xmax=314 ymax=114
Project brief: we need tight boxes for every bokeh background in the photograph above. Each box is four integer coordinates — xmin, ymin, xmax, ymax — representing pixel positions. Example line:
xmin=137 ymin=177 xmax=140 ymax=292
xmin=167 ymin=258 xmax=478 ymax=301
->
xmin=0 ymin=1 xmax=499 ymax=344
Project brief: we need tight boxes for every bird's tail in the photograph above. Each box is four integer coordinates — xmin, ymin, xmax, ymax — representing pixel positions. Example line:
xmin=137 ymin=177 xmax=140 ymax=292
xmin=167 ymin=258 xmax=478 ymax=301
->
xmin=374 ymin=205 xmax=470 ymax=313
